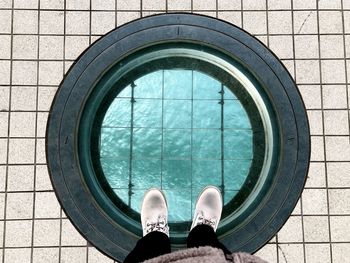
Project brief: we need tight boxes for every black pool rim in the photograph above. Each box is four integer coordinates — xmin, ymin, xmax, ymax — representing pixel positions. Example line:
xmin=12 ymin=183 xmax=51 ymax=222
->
xmin=46 ymin=13 xmax=310 ymax=262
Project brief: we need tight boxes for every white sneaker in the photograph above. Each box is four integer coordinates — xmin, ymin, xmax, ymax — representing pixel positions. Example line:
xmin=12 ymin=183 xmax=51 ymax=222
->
xmin=190 ymin=186 xmax=223 ymax=232
xmin=141 ymin=189 xmax=169 ymax=237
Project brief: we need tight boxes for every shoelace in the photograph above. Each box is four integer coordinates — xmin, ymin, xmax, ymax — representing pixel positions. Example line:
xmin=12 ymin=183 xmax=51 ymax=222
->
xmin=145 ymin=215 xmax=169 ymax=235
xmin=195 ymin=210 xmax=217 ymax=228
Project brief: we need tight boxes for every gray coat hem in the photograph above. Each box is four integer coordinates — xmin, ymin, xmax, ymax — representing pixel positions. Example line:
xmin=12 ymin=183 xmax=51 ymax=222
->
xmin=143 ymin=246 xmax=268 ymax=263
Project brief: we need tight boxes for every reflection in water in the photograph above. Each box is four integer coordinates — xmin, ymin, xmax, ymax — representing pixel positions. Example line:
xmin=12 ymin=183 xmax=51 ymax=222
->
xmin=100 ymin=70 xmax=253 ymax=222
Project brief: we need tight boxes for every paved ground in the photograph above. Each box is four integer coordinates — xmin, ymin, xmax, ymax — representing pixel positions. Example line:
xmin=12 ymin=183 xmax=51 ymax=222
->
xmin=0 ymin=0 xmax=349 ymax=262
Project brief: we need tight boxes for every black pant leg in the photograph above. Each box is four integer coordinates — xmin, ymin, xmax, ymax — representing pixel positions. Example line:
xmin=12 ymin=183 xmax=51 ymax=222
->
xmin=124 ymin=231 xmax=171 ymax=263
xmin=187 ymin=224 xmax=231 ymax=255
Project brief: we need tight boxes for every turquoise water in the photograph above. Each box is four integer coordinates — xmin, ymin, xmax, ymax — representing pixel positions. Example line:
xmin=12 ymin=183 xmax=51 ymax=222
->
xmin=100 ymin=70 xmax=253 ymax=222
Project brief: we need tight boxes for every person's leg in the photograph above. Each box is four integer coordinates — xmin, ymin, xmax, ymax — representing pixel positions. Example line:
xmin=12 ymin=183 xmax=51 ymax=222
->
xmin=187 ymin=224 xmax=231 ymax=255
xmin=124 ymin=231 xmax=171 ymax=263
xmin=124 ymin=189 xmax=170 ymax=263
xmin=187 ymin=186 xmax=231 ymax=255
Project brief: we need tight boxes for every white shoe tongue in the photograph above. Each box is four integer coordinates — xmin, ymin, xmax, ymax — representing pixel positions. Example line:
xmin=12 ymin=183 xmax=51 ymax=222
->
xmin=144 ymin=219 xmax=169 ymax=236
xmin=198 ymin=210 xmax=217 ymax=223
